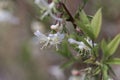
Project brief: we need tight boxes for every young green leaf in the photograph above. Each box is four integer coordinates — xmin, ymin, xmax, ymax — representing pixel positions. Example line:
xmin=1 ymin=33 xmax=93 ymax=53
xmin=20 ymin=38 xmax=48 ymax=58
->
xmin=101 ymin=39 xmax=107 ymax=53
xmin=92 ymin=66 xmax=101 ymax=76
xmin=87 ymin=15 xmax=93 ymax=20
xmin=102 ymin=64 xmax=109 ymax=80
xmin=60 ymin=59 xmax=75 ymax=69
xmin=105 ymin=58 xmax=120 ymax=65
xmin=91 ymin=8 xmax=102 ymax=39
xmin=101 ymin=39 xmax=108 ymax=59
xmin=106 ymin=34 xmax=120 ymax=57
xmin=76 ymin=21 xmax=94 ymax=39
xmin=80 ymin=10 xmax=90 ymax=24
xmin=57 ymin=40 xmax=72 ymax=58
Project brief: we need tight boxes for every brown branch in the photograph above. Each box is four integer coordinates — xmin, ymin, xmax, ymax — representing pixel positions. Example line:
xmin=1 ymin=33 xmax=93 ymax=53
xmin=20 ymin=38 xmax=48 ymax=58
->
xmin=59 ymin=2 xmax=77 ymax=29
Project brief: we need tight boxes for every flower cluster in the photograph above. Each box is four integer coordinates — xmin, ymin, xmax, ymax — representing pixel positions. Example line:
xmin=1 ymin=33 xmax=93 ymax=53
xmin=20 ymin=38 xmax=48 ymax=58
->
xmin=34 ymin=0 xmax=62 ymax=21
xmin=68 ymin=38 xmax=96 ymax=51
xmin=34 ymin=30 xmax=64 ymax=50
xmin=33 ymin=0 xmax=120 ymax=80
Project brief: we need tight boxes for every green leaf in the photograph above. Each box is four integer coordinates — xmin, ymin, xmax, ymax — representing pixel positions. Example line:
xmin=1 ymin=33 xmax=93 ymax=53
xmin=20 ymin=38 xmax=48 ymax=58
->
xmin=102 ymin=64 xmax=109 ymax=80
xmin=106 ymin=34 xmax=120 ymax=57
xmin=101 ymin=39 xmax=107 ymax=54
xmin=69 ymin=33 xmax=78 ymax=40
xmin=91 ymin=8 xmax=102 ymax=39
xmin=87 ymin=15 xmax=93 ymax=20
xmin=92 ymin=67 xmax=101 ymax=76
xmin=57 ymin=40 xmax=72 ymax=58
xmin=101 ymin=39 xmax=108 ymax=60
xmin=106 ymin=58 xmax=120 ymax=64
xmin=76 ymin=21 xmax=94 ymax=39
xmin=60 ymin=59 xmax=75 ymax=69
xmin=80 ymin=10 xmax=90 ymax=24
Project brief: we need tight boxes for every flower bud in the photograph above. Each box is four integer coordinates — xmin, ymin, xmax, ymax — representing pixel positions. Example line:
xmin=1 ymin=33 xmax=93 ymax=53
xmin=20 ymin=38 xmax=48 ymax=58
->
xmin=50 ymin=23 xmax=59 ymax=30
xmin=71 ymin=69 xmax=80 ymax=76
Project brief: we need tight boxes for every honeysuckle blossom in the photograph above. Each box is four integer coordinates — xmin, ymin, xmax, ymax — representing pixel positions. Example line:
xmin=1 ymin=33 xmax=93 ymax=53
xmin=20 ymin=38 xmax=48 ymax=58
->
xmin=34 ymin=0 xmax=62 ymax=21
xmin=68 ymin=38 xmax=96 ymax=51
xmin=34 ymin=30 xmax=64 ymax=50
xmin=68 ymin=38 xmax=80 ymax=44
xmin=68 ymin=38 xmax=89 ymax=51
xmin=85 ymin=38 xmax=97 ymax=47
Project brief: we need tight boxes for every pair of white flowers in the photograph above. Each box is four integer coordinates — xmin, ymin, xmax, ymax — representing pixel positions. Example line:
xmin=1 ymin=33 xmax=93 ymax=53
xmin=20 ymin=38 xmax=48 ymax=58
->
xmin=34 ymin=30 xmax=64 ymax=50
xmin=68 ymin=38 xmax=96 ymax=51
xmin=34 ymin=0 xmax=62 ymax=21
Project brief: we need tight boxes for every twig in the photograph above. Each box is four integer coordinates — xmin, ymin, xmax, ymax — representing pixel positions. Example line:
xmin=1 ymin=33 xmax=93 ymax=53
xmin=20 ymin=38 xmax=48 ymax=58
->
xmin=59 ymin=2 xmax=77 ymax=29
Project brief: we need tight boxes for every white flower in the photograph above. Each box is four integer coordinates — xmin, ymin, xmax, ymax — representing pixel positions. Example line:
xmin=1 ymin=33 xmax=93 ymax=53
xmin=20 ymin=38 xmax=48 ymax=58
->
xmin=68 ymin=38 xmax=96 ymax=51
xmin=34 ymin=0 xmax=62 ymax=21
xmin=34 ymin=30 xmax=48 ymax=41
xmin=40 ymin=1 xmax=54 ymax=19
xmin=68 ymin=38 xmax=78 ymax=44
xmin=78 ymin=42 xmax=88 ymax=50
xmin=34 ymin=30 xmax=64 ymax=50
xmin=85 ymin=38 xmax=96 ymax=47
xmin=48 ymin=32 xmax=65 ymax=50
xmin=68 ymin=38 xmax=88 ymax=50
xmin=68 ymin=38 xmax=83 ymax=45
xmin=34 ymin=0 xmax=49 ymax=9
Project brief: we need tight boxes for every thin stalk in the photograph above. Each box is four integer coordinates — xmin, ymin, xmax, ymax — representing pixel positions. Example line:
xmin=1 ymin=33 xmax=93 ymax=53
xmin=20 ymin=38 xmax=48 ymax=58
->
xmin=59 ymin=2 xmax=77 ymax=29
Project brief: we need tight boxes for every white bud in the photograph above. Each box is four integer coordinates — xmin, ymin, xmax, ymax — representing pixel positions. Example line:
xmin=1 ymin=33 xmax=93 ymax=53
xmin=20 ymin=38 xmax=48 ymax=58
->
xmin=71 ymin=69 xmax=80 ymax=76
xmin=50 ymin=23 xmax=59 ymax=30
